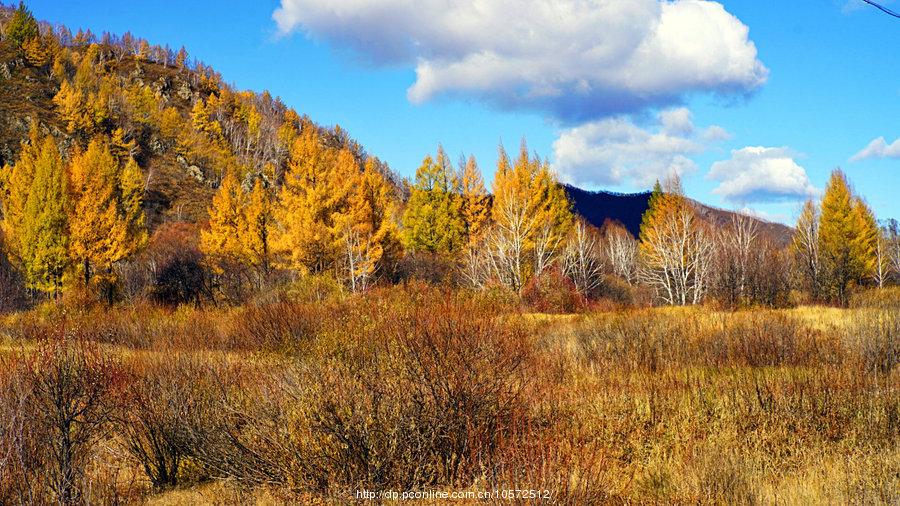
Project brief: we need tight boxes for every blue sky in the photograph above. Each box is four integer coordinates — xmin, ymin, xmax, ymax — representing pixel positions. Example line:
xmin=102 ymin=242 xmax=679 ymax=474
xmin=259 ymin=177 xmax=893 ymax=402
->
xmin=25 ymin=0 xmax=900 ymax=224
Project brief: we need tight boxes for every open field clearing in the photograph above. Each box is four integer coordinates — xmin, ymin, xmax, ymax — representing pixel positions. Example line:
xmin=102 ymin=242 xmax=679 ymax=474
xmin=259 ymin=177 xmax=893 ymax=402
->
xmin=1 ymin=287 xmax=898 ymax=504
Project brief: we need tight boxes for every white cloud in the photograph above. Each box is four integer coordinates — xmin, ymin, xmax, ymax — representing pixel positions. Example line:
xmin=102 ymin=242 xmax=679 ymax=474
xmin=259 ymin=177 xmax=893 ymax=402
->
xmin=850 ymin=136 xmax=900 ymax=162
xmin=708 ymin=147 xmax=819 ymax=203
xmin=552 ymin=108 xmax=727 ymax=188
xmin=273 ymin=0 xmax=767 ymax=121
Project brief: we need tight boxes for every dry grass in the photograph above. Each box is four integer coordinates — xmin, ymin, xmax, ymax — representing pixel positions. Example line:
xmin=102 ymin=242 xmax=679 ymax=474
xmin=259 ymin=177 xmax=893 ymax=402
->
xmin=0 ymin=287 xmax=897 ymax=504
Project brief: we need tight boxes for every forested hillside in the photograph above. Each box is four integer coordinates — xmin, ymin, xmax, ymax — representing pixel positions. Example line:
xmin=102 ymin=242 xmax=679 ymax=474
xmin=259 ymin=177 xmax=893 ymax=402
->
xmin=0 ymin=2 xmax=893 ymax=312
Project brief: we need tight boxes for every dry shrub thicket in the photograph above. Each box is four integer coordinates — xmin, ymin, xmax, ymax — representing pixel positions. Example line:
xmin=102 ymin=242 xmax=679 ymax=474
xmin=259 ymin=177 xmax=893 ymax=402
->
xmin=0 ymin=286 xmax=898 ymax=504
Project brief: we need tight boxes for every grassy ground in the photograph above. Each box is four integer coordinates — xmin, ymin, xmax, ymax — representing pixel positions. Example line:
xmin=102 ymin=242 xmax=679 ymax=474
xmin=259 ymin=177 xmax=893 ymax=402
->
xmin=1 ymin=291 xmax=898 ymax=504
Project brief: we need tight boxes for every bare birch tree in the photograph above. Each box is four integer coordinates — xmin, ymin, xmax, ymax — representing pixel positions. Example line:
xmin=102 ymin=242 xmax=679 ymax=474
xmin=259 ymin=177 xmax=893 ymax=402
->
xmin=562 ymin=221 xmax=604 ymax=296
xmin=604 ymin=223 xmax=637 ymax=283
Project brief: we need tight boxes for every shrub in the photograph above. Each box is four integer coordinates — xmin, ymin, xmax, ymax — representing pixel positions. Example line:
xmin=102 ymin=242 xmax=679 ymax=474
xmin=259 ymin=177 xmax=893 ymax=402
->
xmin=203 ymin=290 xmax=535 ymax=495
xmin=0 ymin=327 xmax=125 ymax=504
xmin=144 ymin=222 xmax=213 ymax=307
xmin=522 ymin=268 xmax=584 ymax=314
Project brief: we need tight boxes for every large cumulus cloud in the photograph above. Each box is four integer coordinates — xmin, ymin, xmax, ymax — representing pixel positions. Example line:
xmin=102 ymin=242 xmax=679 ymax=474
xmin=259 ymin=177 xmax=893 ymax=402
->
xmin=273 ymin=0 xmax=768 ymax=121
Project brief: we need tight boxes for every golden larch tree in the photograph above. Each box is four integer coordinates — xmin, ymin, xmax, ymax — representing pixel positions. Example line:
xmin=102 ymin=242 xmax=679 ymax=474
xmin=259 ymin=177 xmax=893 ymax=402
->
xmin=67 ymin=139 xmax=138 ymax=292
xmin=818 ymin=169 xmax=873 ymax=304
xmin=0 ymin=123 xmax=42 ymax=267
xmin=487 ymin=141 xmax=573 ymax=291
xmin=274 ymin=127 xmax=356 ymax=274
xmin=200 ymin=169 xmax=246 ymax=272
xmin=341 ymin=158 xmax=400 ymax=291
xmin=241 ymin=178 xmax=273 ymax=279
xmin=19 ymin=135 xmax=69 ymax=294
xmin=460 ymin=154 xmax=490 ymax=249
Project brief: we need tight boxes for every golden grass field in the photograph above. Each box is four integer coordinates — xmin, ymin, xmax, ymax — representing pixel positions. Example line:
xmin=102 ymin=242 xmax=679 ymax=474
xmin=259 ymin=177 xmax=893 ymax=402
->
xmin=1 ymin=287 xmax=898 ymax=504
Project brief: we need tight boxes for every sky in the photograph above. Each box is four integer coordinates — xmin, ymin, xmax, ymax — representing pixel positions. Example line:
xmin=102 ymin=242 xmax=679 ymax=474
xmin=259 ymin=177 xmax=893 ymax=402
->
xmin=24 ymin=0 xmax=900 ymax=224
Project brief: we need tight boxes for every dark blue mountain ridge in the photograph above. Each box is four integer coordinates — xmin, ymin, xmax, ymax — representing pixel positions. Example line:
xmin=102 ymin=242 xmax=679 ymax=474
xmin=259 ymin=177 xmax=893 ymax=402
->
xmin=563 ymin=184 xmax=794 ymax=246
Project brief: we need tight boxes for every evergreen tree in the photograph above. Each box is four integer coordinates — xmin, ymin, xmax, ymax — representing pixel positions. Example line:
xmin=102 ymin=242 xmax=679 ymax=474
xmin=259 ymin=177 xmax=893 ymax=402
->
xmin=401 ymin=146 xmax=464 ymax=254
xmin=3 ymin=2 xmax=39 ymax=47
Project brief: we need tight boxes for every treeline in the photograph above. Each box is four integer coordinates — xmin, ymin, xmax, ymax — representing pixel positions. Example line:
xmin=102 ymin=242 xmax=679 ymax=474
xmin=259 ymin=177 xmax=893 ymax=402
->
xmin=0 ymin=2 xmax=894 ymax=311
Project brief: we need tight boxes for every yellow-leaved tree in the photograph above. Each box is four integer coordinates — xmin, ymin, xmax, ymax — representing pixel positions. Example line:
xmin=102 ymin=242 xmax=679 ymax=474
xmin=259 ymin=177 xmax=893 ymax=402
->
xmin=19 ymin=135 xmax=69 ymax=294
xmin=0 ymin=123 xmax=42 ymax=267
xmin=274 ymin=127 xmax=356 ymax=274
xmin=460 ymin=154 xmax=490 ymax=249
xmin=68 ymin=138 xmax=147 ymax=299
xmin=340 ymin=158 xmax=400 ymax=291
xmin=638 ymin=176 xmax=714 ymax=306
xmin=242 ymin=178 xmax=273 ymax=281
xmin=200 ymin=169 xmax=246 ymax=272
xmin=487 ymin=141 xmax=573 ymax=292
xmin=817 ymin=169 xmax=875 ymax=304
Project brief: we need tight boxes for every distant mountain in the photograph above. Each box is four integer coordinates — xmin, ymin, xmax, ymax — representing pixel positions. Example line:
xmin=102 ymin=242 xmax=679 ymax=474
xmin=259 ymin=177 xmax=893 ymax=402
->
xmin=563 ymin=185 xmax=794 ymax=246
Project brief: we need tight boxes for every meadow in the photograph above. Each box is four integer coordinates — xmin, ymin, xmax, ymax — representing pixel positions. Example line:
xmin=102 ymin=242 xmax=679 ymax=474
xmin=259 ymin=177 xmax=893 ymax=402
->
xmin=1 ymin=285 xmax=897 ymax=505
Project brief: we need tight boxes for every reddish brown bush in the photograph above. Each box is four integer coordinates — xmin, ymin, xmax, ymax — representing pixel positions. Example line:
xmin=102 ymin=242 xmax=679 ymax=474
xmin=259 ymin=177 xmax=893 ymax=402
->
xmin=522 ymin=268 xmax=585 ymax=314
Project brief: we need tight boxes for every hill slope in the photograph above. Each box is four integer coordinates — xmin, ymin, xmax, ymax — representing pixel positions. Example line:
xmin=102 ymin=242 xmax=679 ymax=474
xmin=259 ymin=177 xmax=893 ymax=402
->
xmin=564 ymin=185 xmax=794 ymax=245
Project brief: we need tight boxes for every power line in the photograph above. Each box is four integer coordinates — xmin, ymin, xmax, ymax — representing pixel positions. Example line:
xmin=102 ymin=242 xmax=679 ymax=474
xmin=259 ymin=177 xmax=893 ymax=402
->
xmin=860 ymin=0 xmax=900 ymax=19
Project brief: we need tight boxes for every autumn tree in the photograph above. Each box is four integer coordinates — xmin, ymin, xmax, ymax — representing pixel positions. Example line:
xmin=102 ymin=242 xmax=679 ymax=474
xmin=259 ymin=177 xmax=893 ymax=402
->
xmin=562 ymin=220 xmax=603 ymax=296
xmin=19 ymin=136 xmax=69 ymax=294
xmin=603 ymin=222 xmax=637 ymax=283
xmin=484 ymin=142 xmax=573 ymax=292
xmin=68 ymin=138 xmax=146 ymax=300
xmin=715 ymin=214 xmax=758 ymax=305
xmin=817 ymin=170 xmax=876 ymax=304
xmin=200 ymin=169 xmax=245 ymax=271
xmin=638 ymin=176 xmax=714 ymax=306
xmin=401 ymin=146 xmax=465 ymax=255
xmin=341 ymin=159 xmax=400 ymax=291
xmin=0 ymin=124 xmax=42 ymax=268
xmin=242 ymin=178 xmax=273 ymax=282
xmin=459 ymin=154 xmax=490 ymax=249
xmin=274 ymin=127 xmax=356 ymax=274
xmin=793 ymin=200 xmax=821 ymax=299
xmin=3 ymin=2 xmax=39 ymax=48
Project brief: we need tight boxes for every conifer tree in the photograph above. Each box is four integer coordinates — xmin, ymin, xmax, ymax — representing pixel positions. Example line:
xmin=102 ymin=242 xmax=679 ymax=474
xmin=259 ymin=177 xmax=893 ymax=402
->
xmin=274 ymin=128 xmax=356 ymax=273
xmin=119 ymin=157 xmax=147 ymax=252
xmin=488 ymin=141 xmax=573 ymax=291
xmin=341 ymin=158 xmax=399 ymax=290
xmin=241 ymin=178 xmax=273 ymax=278
xmin=19 ymin=136 xmax=68 ymax=294
xmin=0 ymin=123 xmax=42 ymax=266
xmin=4 ymin=2 xmax=39 ymax=48
xmin=638 ymin=176 xmax=714 ymax=305
xmin=639 ymin=180 xmax=664 ymax=242
xmin=460 ymin=154 xmax=490 ymax=249
xmin=853 ymin=197 xmax=879 ymax=283
xmin=401 ymin=146 xmax=464 ymax=254
xmin=67 ymin=139 xmax=134 ymax=290
xmin=200 ymin=169 xmax=245 ymax=272
xmin=818 ymin=169 xmax=872 ymax=304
